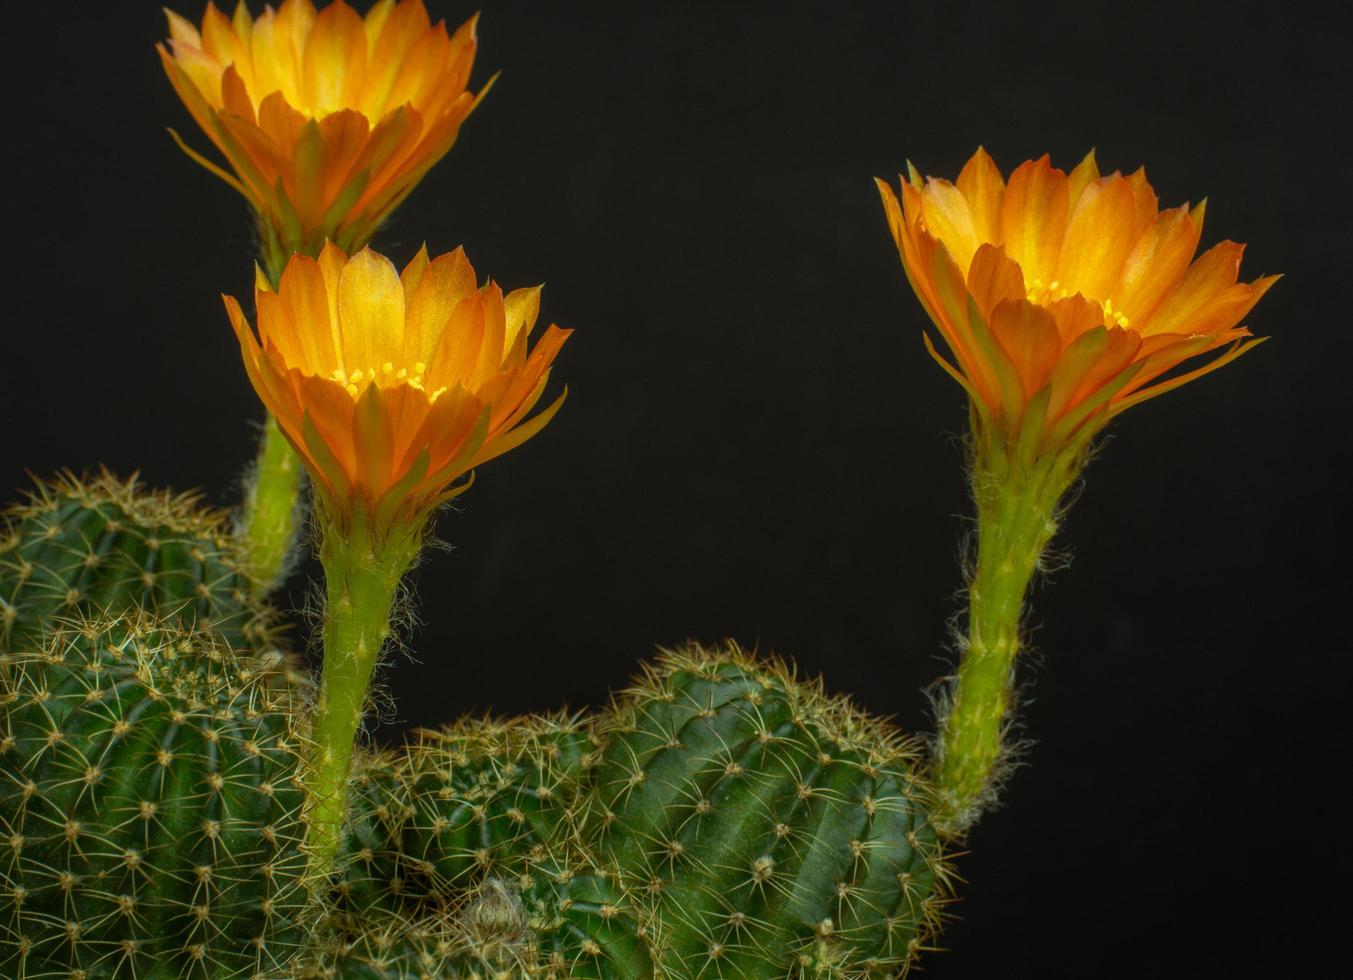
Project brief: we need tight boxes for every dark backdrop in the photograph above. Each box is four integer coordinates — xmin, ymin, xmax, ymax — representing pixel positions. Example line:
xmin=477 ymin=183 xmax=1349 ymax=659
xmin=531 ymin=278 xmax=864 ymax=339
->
xmin=5 ymin=1 xmax=1348 ymax=975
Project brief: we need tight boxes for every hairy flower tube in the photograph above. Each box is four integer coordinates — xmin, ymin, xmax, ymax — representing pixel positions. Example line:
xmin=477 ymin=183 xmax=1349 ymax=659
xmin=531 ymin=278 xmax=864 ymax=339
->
xmin=160 ymin=0 xmax=488 ymax=274
xmin=878 ymin=149 xmax=1276 ymax=835
xmin=225 ymin=243 xmax=570 ymax=871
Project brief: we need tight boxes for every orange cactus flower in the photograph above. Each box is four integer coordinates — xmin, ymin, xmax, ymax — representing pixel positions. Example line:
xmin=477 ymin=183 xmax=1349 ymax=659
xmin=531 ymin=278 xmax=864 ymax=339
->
xmin=225 ymin=243 xmax=570 ymax=528
xmin=159 ymin=0 xmax=489 ymax=271
xmin=877 ymin=149 xmax=1277 ymax=451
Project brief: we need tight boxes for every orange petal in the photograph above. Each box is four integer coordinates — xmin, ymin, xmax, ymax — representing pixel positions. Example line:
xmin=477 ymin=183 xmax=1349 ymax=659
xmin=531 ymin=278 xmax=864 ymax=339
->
xmin=920 ymin=178 xmax=980 ymax=274
xmin=302 ymin=0 xmax=366 ymax=115
xmin=200 ymin=3 xmax=244 ymax=70
xmin=966 ymin=244 xmax=1025 ymax=321
xmin=297 ymin=373 xmax=359 ymax=481
xmin=380 ymin=381 xmax=434 ymax=465
xmin=987 ymin=298 xmax=1063 ymax=398
xmin=1114 ymin=204 xmax=1202 ymax=326
xmin=503 ymin=285 xmax=543 ymax=361
xmin=1054 ymin=175 xmax=1139 ymax=301
xmin=220 ymin=64 xmax=255 ymax=121
xmin=1065 ymin=149 xmax=1099 ymax=213
xmin=165 ymin=8 xmax=203 ymax=47
xmin=361 ymin=0 xmax=398 ymax=54
xmin=956 ymin=147 xmax=1005 ymax=244
xmin=337 ymin=246 xmax=405 ymax=371
xmin=403 ymin=246 xmax=476 ymax=367
xmin=425 ymin=293 xmax=485 ymax=387
xmin=1181 ymin=274 xmax=1279 ymax=338
xmin=472 ymin=283 xmax=507 ymax=386
xmin=318 ymin=109 xmax=371 ymax=203
xmin=471 ymin=385 xmax=567 ymax=470
xmin=361 ymin=0 xmax=434 ymax=117
xmin=486 ymin=325 xmax=572 ymax=433
xmin=408 ymin=385 xmax=485 ymax=481
xmin=1126 ymin=166 xmax=1159 ymax=240
xmin=1141 ymin=241 xmax=1246 ymax=336
xmin=999 ymin=155 xmax=1069 ymax=287
xmin=158 ymin=44 xmax=222 ymax=138
xmin=1045 ymin=293 xmax=1107 ymax=344
xmin=1112 ymin=338 xmax=1267 ymax=414
xmin=273 ymin=254 xmax=338 ymax=374
xmin=1045 ymin=324 xmax=1140 ymax=423
xmin=384 ymin=22 xmax=451 ymax=112
xmin=400 ymin=242 xmax=431 ymax=298
xmin=928 ymin=236 xmax=1001 ymax=400
xmin=351 ymin=381 xmax=395 ymax=497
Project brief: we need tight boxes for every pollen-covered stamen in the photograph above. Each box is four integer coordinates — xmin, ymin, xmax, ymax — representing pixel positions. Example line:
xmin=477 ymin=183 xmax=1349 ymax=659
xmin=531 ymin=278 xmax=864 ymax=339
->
xmin=1026 ymin=279 xmax=1131 ymax=328
xmin=1026 ymin=278 xmax=1069 ymax=305
xmin=1099 ymin=297 xmax=1130 ymax=328
xmin=332 ymin=361 xmax=445 ymax=400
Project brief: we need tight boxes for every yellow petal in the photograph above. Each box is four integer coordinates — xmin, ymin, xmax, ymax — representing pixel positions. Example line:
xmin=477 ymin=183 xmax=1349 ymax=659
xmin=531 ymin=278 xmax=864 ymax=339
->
xmin=337 ymin=246 xmax=405 ymax=371
xmin=956 ymin=146 xmax=1005 ymax=244
xmin=999 ymin=155 xmax=1069 ymax=286
xmin=503 ymin=285 xmax=543 ymax=361
xmin=1055 ymin=175 xmax=1138 ymax=301
xmin=920 ymin=178 xmax=980 ymax=275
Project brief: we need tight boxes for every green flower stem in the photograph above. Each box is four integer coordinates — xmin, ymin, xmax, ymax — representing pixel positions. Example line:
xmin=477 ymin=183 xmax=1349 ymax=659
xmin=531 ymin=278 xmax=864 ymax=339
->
xmin=306 ymin=512 xmax=422 ymax=877
xmin=932 ymin=424 xmax=1086 ymax=836
xmin=240 ymin=415 xmax=304 ymax=592
xmin=238 ymin=234 xmax=302 ymax=594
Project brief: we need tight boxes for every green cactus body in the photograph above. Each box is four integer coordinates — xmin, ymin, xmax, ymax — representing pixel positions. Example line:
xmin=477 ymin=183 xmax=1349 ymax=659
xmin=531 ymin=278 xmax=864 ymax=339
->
xmin=592 ymin=645 xmax=950 ymax=978
xmin=0 ymin=472 xmax=281 ymax=657
xmin=335 ymin=716 xmax=597 ymax=924
xmin=310 ymin=854 xmax=654 ymax=979
xmin=0 ymin=619 xmax=313 ymax=978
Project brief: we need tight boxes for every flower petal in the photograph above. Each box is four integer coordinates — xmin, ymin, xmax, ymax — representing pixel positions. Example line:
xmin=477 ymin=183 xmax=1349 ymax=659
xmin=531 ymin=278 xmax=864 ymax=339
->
xmin=987 ymin=298 xmax=1063 ymax=398
xmin=337 ymin=246 xmax=405 ymax=371
xmin=956 ymin=147 xmax=1004 ymax=245
xmin=1055 ymin=175 xmax=1139 ymax=302
xmin=999 ymin=155 xmax=1069 ymax=287
xmin=920 ymin=178 xmax=980 ymax=275
xmin=966 ymin=243 xmax=1024 ymax=321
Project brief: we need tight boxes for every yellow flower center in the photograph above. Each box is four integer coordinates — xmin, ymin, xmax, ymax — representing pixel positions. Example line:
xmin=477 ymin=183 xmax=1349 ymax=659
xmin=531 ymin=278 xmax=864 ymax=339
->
xmin=1025 ymin=278 xmax=1130 ymax=329
xmin=330 ymin=362 xmax=449 ymax=402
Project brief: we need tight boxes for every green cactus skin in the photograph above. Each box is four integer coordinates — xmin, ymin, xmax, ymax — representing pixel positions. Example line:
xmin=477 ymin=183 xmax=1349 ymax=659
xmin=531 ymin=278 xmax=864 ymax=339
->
xmin=0 ymin=472 xmax=283 ymax=658
xmin=334 ymin=715 xmax=598 ymax=926
xmin=303 ymin=853 xmax=655 ymax=979
xmin=0 ymin=618 xmax=314 ymax=978
xmin=591 ymin=644 xmax=952 ymax=978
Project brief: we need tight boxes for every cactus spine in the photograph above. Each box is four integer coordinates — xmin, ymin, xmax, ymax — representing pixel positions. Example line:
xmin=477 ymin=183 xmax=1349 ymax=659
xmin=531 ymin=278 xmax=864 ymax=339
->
xmin=334 ymin=715 xmax=597 ymax=926
xmin=308 ymin=852 xmax=654 ymax=979
xmin=591 ymin=644 xmax=951 ymax=977
xmin=0 ymin=617 xmax=313 ymax=978
xmin=0 ymin=472 xmax=281 ymax=657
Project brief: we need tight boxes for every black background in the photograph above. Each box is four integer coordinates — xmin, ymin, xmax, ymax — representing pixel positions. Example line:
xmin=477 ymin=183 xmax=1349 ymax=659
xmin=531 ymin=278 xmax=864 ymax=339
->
xmin=4 ymin=1 xmax=1349 ymax=975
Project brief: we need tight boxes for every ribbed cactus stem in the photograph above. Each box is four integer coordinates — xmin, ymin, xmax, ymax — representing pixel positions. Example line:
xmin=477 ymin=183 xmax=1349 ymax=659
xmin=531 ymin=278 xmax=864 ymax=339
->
xmin=240 ymin=415 xmax=304 ymax=592
xmin=308 ymin=511 xmax=422 ymax=876
xmin=932 ymin=421 xmax=1086 ymax=836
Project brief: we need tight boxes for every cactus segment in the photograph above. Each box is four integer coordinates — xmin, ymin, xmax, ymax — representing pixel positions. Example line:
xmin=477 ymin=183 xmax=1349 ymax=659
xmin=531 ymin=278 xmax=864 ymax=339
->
xmin=0 ymin=618 xmax=314 ymax=978
xmin=333 ymin=715 xmax=598 ymax=925
xmin=304 ymin=853 xmax=655 ymax=979
xmin=591 ymin=644 xmax=951 ymax=977
xmin=0 ymin=472 xmax=282 ymax=657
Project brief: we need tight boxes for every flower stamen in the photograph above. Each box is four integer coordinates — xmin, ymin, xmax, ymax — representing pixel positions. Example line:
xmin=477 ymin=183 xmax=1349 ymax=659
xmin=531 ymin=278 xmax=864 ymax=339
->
xmin=1025 ymin=278 xmax=1068 ymax=305
xmin=1099 ymin=298 xmax=1130 ymax=328
xmin=332 ymin=363 xmax=432 ymax=399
